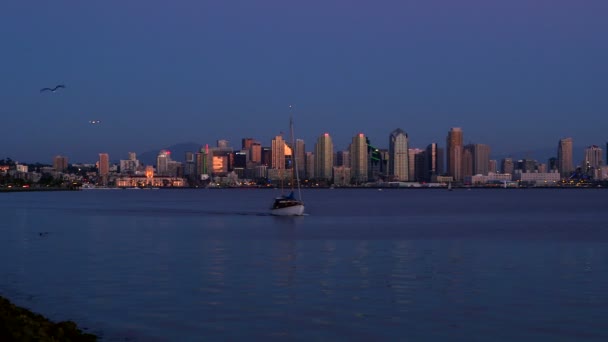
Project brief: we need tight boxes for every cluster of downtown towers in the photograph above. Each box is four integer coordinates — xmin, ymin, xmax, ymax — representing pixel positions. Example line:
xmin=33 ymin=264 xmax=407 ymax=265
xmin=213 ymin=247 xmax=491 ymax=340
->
xmin=99 ymin=127 xmax=604 ymax=185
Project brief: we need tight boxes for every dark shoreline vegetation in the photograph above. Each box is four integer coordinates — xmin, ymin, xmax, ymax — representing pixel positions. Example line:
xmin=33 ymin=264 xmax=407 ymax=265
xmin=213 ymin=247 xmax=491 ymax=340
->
xmin=0 ymin=296 xmax=97 ymax=341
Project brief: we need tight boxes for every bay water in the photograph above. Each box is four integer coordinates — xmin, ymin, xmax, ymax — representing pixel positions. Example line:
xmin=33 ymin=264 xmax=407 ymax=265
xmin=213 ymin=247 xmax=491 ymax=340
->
xmin=1 ymin=188 xmax=607 ymax=341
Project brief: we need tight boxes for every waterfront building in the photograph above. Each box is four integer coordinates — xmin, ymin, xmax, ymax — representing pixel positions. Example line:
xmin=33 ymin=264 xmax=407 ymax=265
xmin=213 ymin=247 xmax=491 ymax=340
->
xmin=271 ymin=135 xmax=286 ymax=170
xmin=584 ymin=145 xmax=603 ymax=171
xmin=156 ymin=150 xmax=171 ymax=176
xmin=53 ymin=155 xmax=68 ymax=172
xmin=314 ymin=133 xmax=334 ymax=181
xmin=98 ymin=153 xmax=109 ymax=186
xmin=424 ymin=143 xmax=443 ymax=182
xmin=501 ymin=158 xmax=514 ymax=174
xmin=408 ymin=148 xmax=424 ymax=182
xmin=349 ymin=133 xmax=368 ymax=183
xmin=295 ymin=139 xmax=306 ymax=179
xmin=489 ymin=160 xmax=497 ymax=174
xmin=513 ymin=170 xmax=560 ymax=186
xmin=333 ymin=166 xmax=351 ymax=186
xmin=388 ymin=128 xmax=409 ymax=181
xmin=305 ymin=151 xmax=315 ymax=179
xmin=336 ymin=150 xmax=350 ymax=168
xmin=446 ymin=127 xmax=464 ymax=181
xmin=557 ymin=137 xmax=574 ymax=178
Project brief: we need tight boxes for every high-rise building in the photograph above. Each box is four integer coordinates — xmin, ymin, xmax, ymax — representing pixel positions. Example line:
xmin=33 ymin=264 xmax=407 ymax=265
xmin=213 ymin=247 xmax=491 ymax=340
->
xmin=462 ymin=146 xmax=473 ymax=178
xmin=305 ymin=152 xmax=315 ymax=179
xmin=314 ymin=133 xmax=334 ymax=181
xmin=98 ymin=153 xmax=109 ymax=186
xmin=271 ymin=135 xmax=286 ymax=170
xmin=349 ymin=133 xmax=368 ymax=183
xmin=501 ymin=158 xmax=514 ymax=174
xmin=295 ymin=139 xmax=306 ymax=178
xmin=425 ymin=143 xmax=443 ymax=182
xmin=557 ymin=137 xmax=574 ymax=177
xmin=446 ymin=127 xmax=464 ymax=181
xmin=53 ymin=155 xmax=68 ymax=172
xmin=584 ymin=145 xmax=603 ymax=170
xmin=408 ymin=148 xmax=424 ymax=182
xmin=336 ymin=150 xmax=350 ymax=168
xmin=366 ymin=138 xmax=384 ymax=181
xmin=548 ymin=157 xmax=558 ymax=172
xmin=249 ymin=142 xmax=262 ymax=163
xmin=389 ymin=128 xmax=409 ymax=181
xmin=157 ymin=150 xmax=172 ymax=176
xmin=488 ymin=160 xmax=498 ymax=174
xmin=468 ymin=144 xmax=491 ymax=175
xmin=242 ymin=138 xmax=255 ymax=150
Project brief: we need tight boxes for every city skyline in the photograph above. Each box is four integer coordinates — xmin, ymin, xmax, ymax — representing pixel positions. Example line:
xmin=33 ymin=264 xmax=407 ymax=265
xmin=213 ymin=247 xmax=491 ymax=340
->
xmin=2 ymin=1 xmax=607 ymax=163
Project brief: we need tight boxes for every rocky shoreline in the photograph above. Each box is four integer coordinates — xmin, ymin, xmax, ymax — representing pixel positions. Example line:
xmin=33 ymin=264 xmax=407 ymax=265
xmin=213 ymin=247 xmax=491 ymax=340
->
xmin=0 ymin=295 xmax=97 ymax=341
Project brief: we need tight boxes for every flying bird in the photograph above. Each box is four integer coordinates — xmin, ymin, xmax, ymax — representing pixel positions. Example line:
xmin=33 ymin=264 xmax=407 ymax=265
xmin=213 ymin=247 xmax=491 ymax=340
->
xmin=40 ymin=85 xmax=66 ymax=93
xmin=89 ymin=120 xmax=101 ymax=124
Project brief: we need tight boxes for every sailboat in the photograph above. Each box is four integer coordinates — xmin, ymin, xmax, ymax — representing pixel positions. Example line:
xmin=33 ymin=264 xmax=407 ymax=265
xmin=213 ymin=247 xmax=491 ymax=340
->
xmin=270 ymin=109 xmax=305 ymax=216
xmin=448 ymin=181 xmax=453 ymax=191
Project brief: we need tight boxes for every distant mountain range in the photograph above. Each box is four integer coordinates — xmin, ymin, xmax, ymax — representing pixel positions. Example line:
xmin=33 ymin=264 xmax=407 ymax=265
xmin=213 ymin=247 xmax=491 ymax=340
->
xmin=137 ymin=142 xmax=589 ymax=167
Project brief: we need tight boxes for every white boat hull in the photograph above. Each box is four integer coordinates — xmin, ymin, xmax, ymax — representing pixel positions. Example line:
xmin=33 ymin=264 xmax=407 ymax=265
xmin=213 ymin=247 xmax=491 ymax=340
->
xmin=270 ymin=204 xmax=305 ymax=216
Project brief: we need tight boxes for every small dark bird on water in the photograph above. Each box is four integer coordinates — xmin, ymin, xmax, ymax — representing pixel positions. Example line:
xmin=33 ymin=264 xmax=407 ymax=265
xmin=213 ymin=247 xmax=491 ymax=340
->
xmin=40 ymin=85 xmax=66 ymax=93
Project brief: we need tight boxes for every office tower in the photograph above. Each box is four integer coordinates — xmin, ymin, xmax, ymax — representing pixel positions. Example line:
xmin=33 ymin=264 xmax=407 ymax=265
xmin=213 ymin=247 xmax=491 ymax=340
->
xmin=120 ymin=152 xmax=140 ymax=174
xmin=233 ymin=151 xmax=247 ymax=169
xmin=446 ymin=127 xmax=464 ymax=181
xmin=462 ymin=145 xmax=473 ymax=178
xmin=366 ymin=137 xmax=383 ymax=181
xmin=53 ymin=155 xmax=68 ymax=172
xmin=314 ymin=134 xmax=334 ymax=181
xmin=470 ymin=144 xmax=491 ymax=175
xmin=501 ymin=158 xmax=514 ymax=174
xmin=517 ymin=159 xmax=537 ymax=173
xmin=408 ymin=148 xmax=424 ymax=181
xmin=584 ymin=145 xmax=603 ymax=170
xmin=271 ymin=136 xmax=286 ymax=170
xmin=242 ymin=138 xmax=255 ymax=150
xmin=295 ymin=139 xmax=306 ymax=178
xmin=349 ymin=133 xmax=368 ymax=183
xmin=185 ymin=152 xmax=194 ymax=163
xmin=389 ymin=128 xmax=409 ymax=181
xmin=156 ymin=150 xmax=171 ymax=176
xmin=305 ymin=152 xmax=315 ymax=179
xmin=489 ymin=160 xmax=497 ymax=173
xmin=261 ymin=147 xmax=271 ymax=166
xmin=548 ymin=157 xmax=558 ymax=171
xmin=336 ymin=150 xmax=350 ymax=168
xmin=425 ymin=143 xmax=443 ymax=181
xmin=98 ymin=153 xmax=109 ymax=186
xmin=128 ymin=152 xmax=137 ymax=161
xmin=249 ymin=142 xmax=262 ymax=163
xmin=557 ymin=137 xmax=574 ymax=177
xmin=196 ymin=145 xmax=209 ymax=177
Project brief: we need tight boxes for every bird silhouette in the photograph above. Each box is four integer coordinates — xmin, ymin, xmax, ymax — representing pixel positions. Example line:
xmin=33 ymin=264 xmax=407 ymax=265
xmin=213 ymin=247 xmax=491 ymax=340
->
xmin=40 ymin=85 xmax=66 ymax=93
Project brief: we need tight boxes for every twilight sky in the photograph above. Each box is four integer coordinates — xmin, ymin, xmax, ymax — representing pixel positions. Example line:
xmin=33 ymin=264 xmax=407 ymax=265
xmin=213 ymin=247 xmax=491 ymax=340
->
xmin=1 ymin=0 xmax=607 ymax=163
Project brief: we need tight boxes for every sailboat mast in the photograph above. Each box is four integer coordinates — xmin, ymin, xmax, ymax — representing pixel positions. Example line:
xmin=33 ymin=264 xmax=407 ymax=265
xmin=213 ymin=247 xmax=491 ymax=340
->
xmin=290 ymin=106 xmax=303 ymax=201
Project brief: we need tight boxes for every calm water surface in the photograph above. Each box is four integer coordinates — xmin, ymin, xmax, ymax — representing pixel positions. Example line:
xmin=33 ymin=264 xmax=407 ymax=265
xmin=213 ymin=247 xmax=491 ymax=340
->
xmin=1 ymin=188 xmax=607 ymax=341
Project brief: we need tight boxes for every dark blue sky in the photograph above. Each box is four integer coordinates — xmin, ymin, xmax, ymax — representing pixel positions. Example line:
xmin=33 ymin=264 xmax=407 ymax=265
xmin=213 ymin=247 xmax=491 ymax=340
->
xmin=1 ymin=0 xmax=607 ymax=163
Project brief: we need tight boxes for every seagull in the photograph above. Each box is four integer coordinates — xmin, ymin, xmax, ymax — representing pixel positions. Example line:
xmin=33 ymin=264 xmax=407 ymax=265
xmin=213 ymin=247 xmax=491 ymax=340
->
xmin=40 ymin=85 xmax=66 ymax=93
xmin=89 ymin=120 xmax=101 ymax=124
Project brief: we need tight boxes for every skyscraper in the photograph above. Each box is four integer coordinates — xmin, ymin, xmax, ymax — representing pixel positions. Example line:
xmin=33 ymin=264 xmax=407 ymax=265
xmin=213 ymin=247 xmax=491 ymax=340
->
xmin=584 ymin=145 xmax=603 ymax=170
xmin=446 ymin=127 xmax=464 ymax=181
xmin=157 ymin=150 xmax=171 ymax=176
xmin=349 ymin=133 xmax=368 ymax=183
xmin=470 ymin=144 xmax=491 ymax=175
xmin=389 ymin=128 xmax=409 ymax=181
xmin=408 ymin=148 xmax=424 ymax=182
xmin=295 ymin=139 xmax=306 ymax=178
xmin=336 ymin=150 xmax=350 ymax=168
xmin=305 ymin=152 xmax=315 ymax=179
xmin=557 ymin=137 xmax=574 ymax=177
xmin=314 ymin=133 xmax=334 ymax=181
xmin=271 ymin=135 xmax=286 ymax=170
xmin=98 ymin=153 xmax=109 ymax=186
xmin=425 ymin=143 xmax=443 ymax=181
xmin=501 ymin=158 xmax=514 ymax=174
